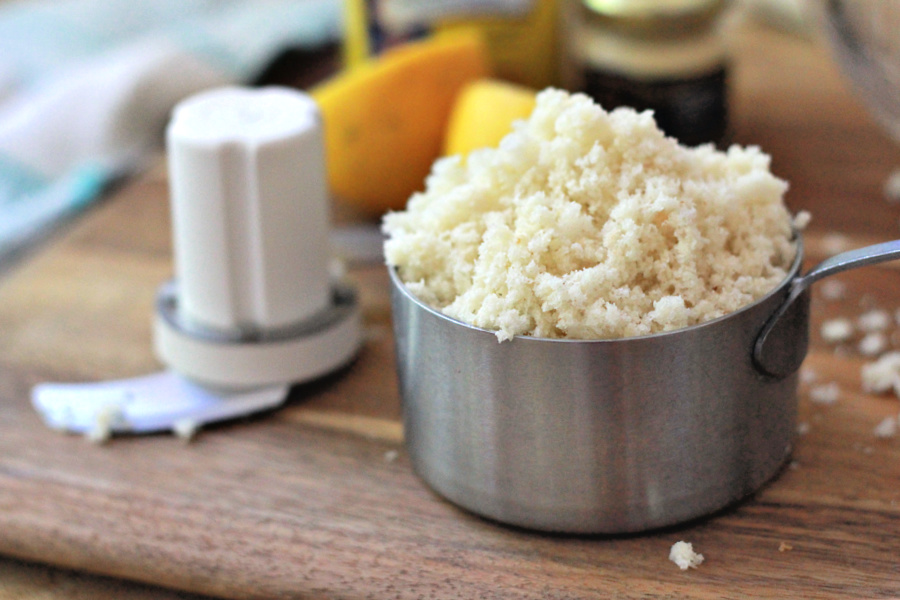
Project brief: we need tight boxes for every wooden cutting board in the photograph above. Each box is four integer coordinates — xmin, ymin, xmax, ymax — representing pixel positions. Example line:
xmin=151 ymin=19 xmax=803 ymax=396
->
xmin=0 ymin=25 xmax=899 ymax=600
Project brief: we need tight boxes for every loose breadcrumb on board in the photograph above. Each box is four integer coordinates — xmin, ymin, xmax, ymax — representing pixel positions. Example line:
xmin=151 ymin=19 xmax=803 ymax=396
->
xmin=669 ymin=541 xmax=704 ymax=570
xmin=86 ymin=405 xmax=126 ymax=444
xmin=853 ymin=443 xmax=875 ymax=455
xmin=792 ymin=210 xmax=811 ymax=230
xmin=873 ymin=416 xmax=898 ymax=439
xmin=173 ymin=418 xmax=200 ymax=442
xmin=821 ymin=233 xmax=851 ymax=256
xmin=883 ymin=169 xmax=900 ymax=204
xmin=861 ymin=351 xmax=900 ymax=395
xmin=809 ymin=382 xmax=841 ymax=405
xmin=858 ymin=309 xmax=892 ymax=333
xmin=819 ymin=279 xmax=847 ymax=301
xmin=799 ymin=367 xmax=818 ymax=384
xmin=859 ymin=332 xmax=888 ymax=356
xmin=820 ymin=318 xmax=854 ymax=344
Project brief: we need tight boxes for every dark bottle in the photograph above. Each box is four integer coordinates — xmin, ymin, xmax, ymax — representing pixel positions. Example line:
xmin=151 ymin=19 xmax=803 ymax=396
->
xmin=562 ymin=0 xmax=730 ymax=146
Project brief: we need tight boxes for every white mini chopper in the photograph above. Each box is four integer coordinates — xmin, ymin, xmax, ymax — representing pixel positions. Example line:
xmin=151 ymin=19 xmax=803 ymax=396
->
xmin=33 ymin=87 xmax=361 ymax=438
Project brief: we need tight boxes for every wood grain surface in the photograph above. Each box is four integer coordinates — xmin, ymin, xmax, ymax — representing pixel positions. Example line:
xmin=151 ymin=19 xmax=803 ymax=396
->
xmin=1 ymin=22 xmax=900 ymax=600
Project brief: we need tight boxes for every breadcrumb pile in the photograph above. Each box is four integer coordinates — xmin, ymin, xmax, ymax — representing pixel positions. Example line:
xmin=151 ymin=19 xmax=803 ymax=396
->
xmin=383 ymin=89 xmax=796 ymax=341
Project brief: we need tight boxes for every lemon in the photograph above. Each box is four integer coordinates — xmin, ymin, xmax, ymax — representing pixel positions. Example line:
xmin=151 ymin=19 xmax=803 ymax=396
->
xmin=442 ymin=79 xmax=536 ymax=157
xmin=312 ymin=31 xmax=490 ymax=216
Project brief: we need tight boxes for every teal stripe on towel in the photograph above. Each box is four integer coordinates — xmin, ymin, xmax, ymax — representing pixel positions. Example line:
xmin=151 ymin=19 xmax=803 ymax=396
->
xmin=0 ymin=154 xmax=47 ymax=204
xmin=68 ymin=162 xmax=112 ymax=207
xmin=169 ymin=0 xmax=342 ymax=80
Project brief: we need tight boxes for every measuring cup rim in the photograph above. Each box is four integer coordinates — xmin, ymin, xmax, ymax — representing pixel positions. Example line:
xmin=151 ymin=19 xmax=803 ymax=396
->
xmin=388 ymin=232 xmax=804 ymax=345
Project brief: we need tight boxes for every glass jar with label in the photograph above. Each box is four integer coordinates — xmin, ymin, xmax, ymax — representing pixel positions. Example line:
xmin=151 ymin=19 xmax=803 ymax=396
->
xmin=346 ymin=0 xmax=560 ymax=89
xmin=562 ymin=0 xmax=730 ymax=146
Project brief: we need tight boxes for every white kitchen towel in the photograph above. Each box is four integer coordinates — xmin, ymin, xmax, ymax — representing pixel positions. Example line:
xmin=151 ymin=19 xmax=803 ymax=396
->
xmin=0 ymin=0 xmax=341 ymax=259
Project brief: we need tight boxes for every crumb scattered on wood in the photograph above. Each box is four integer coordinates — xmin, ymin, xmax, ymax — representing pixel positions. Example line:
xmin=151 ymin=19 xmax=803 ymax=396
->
xmin=819 ymin=279 xmax=847 ymax=301
xmin=820 ymin=318 xmax=853 ymax=344
xmin=793 ymin=210 xmax=811 ymax=230
xmin=853 ymin=442 xmax=875 ymax=455
xmin=669 ymin=541 xmax=704 ymax=570
xmin=86 ymin=405 xmax=126 ymax=445
xmin=822 ymin=233 xmax=851 ymax=255
xmin=173 ymin=418 xmax=200 ymax=442
xmin=859 ymin=332 xmax=888 ymax=356
xmin=883 ymin=169 xmax=900 ymax=203
xmin=873 ymin=416 xmax=898 ymax=439
xmin=858 ymin=309 xmax=891 ymax=333
xmin=861 ymin=352 xmax=900 ymax=395
xmin=809 ymin=382 xmax=840 ymax=405
xmin=799 ymin=367 xmax=818 ymax=385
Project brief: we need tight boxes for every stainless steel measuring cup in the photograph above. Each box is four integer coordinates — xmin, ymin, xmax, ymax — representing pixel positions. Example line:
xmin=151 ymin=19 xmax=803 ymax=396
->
xmin=389 ymin=236 xmax=900 ymax=533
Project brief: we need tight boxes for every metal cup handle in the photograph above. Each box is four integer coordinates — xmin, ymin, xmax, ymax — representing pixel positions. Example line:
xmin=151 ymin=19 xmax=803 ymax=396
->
xmin=754 ymin=238 xmax=900 ymax=378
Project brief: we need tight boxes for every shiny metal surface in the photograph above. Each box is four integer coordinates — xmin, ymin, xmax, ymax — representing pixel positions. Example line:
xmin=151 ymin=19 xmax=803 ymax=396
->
xmin=754 ymin=238 xmax=900 ymax=378
xmin=390 ymin=255 xmax=803 ymax=534
xmin=391 ymin=234 xmax=900 ymax=533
